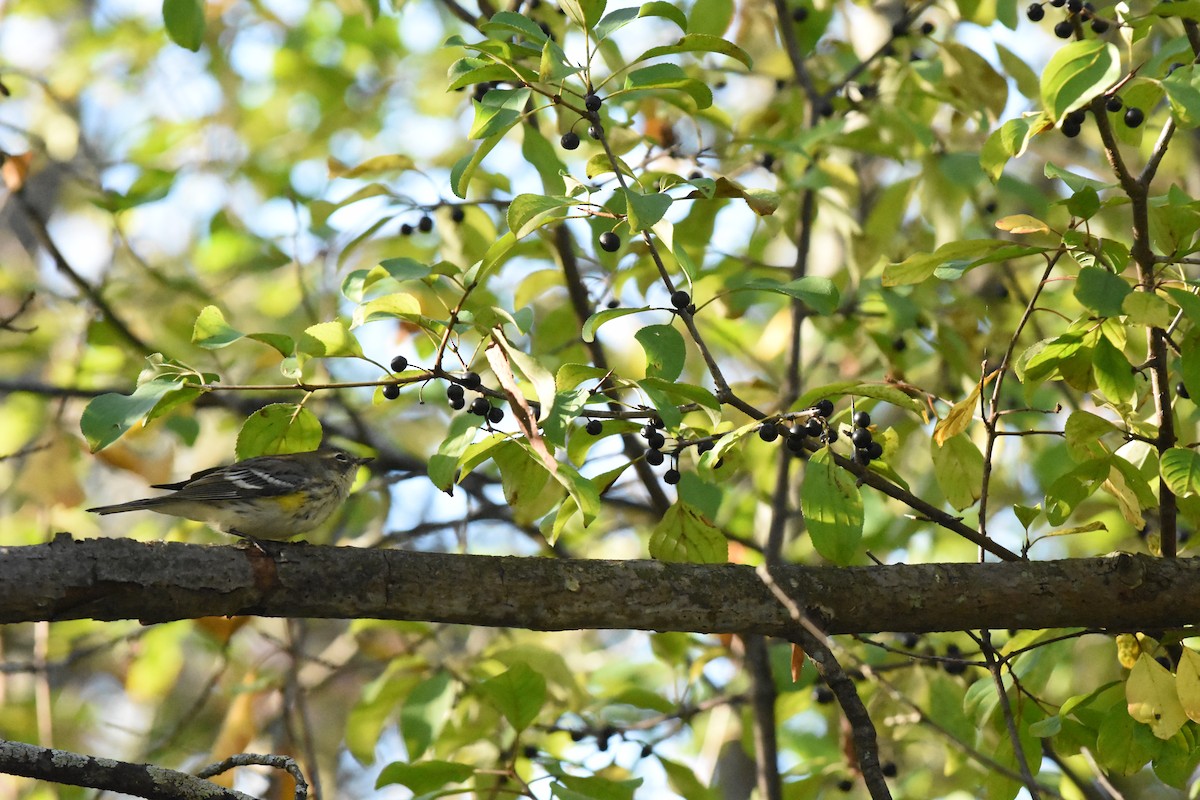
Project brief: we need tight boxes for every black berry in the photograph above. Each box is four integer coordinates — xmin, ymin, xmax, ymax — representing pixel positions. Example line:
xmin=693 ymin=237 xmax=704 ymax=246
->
xmin=804 ymin=418 xmax=823 ymax=437
xmin=560 ymin=131 xmax=580 ymax=150
xmin=837 ymin=778 xmax=854 ymax=792
xmin=1091 ymin=16 xmax=1109 ymax=32
xmin=588 ymin=124 xmax=602 ymax=139
xmin=664 ymin=468 xmax=681 ymax=485
xmin=599 ymin=231 xmax=620 ymax=252
xmin=470 ymin=396 xmax=490 ymax=416
xmin=696 ymin=440 xmax=714 ymax=454
xmin=1124 ymin=107 xmax=1144 ymax=128
xmin=881 ymin=761 xmax=897 ymax=778
xmin=646 ymin=431 xmax=666 ymax=451
xmin=855 ymin=448 xmax=872 ymax=465
xmin=851 ymin=428 xmax=873 ymax=448
xmin=586 ymin=419 xmax=603 ymax=435
xmin=814 ymin=398 xmax=835 ymax=417
xmin=920 ymin=20 xmax=935 ymax=34
xmin=488 ymin=405 xmax=505 ymax=424
xmin=606 ymin=299 xmax=620 ymax=309
xmin=418 ymin=215 xmax=434 ymax=233
xmin=450 ymin=206 xmax=466 ymax=223
xmin=852 ymin=411 xmax=871 ymax=428
xmin=792 ymin=6 xmax=808 ymax=22
xmin=786 ymin=433 xmax=807 ymax=454
xmin=813 ymin=685 xmax=835 ymax=703
xmin=824 ymin=428 xmax=839 ymax=443
xmin=640 ymin=744 xmax=653 ymax=758
xmin=1062 ymin=119 xmax=1082 ymax=138
xmin=584 ymin=93 xmax=602 ymax=112
xmin=449 ymin=395 xmax=465 ymax=410
xmin=867 ymin=441 xmax=884 ymax=459
xmin=382 ymin=383 xmax=400 ymax=400
xmin=1026 ymin=3 xmax=1044 ymax=20
xmin=447 ymin=383 xmax=465 ymax=401
xmin=646 ymin=449 xmax=665 ymax=466
xmin=759 ymin=424 xmax=780 ymax=442
xmin=670 ymin=290 xmax=691 ymax=309
xmin=390 ymin=355 xmax=408 ymax=372
xmin=1106 ymin=95 xmax=1123 ymax=112
xmin=1178 ymin=382 xmax=1191 ymax=400
xmin=1067 ymin=0 xmax=1082 ymax=11
xmin=462 ymin=371 xmax=482 ymax=390
xmin=1053 ymin=19 xmax=1074 ymax=37
xmin=400 ymin=223 xmax=414 ymax=236
xmin=761 ymin=152 xmax=776 ymax=171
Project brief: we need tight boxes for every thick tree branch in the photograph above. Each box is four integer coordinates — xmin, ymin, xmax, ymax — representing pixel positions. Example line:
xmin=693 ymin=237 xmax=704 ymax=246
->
xmin=4 ymin=537 xmax=1197 ymax=634
xmin=0 ymin=738 xmax=259 ymax=800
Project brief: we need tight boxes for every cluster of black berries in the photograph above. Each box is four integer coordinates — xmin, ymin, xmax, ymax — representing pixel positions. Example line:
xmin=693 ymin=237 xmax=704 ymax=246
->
xmin=1060 ymin=94 xmax=1143 ymax=138
xmin=559 ymin=91 xmax=604 ymax=151
xmin=850 ymin=410 xmax=884 ymax=465
xmin=1027 ymin=0 xmax=1110 ymax=35
xmin=444 ymin=371 xmax=505 ymax=424
xmin=756 ymin=398 xmax=837 ymax=454
xmin=640 ymin=418 xmax=682 ymax=482
xmin=399 ymin=214 xmax=434 ymax=236
xmin=381 ymin=355 xmax=408 ymax=399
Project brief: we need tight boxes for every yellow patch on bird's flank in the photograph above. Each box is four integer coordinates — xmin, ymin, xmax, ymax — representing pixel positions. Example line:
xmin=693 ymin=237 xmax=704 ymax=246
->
xmin=275 ymin=493 xmax=309 ymax=513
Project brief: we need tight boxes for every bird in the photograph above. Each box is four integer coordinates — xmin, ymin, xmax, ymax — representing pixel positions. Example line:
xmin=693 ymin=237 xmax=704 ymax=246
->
xmin=87 ymin=447 xmax=372 ymax=544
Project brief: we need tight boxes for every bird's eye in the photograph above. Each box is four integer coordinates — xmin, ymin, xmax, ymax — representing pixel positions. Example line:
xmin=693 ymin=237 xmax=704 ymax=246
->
xmin=334 ymin=452 xmax=351 ymax=462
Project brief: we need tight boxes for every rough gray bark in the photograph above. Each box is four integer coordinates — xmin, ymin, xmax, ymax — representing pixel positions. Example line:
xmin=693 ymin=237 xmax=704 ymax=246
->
xmin=2 ymin=534 xmax=1195 ymax=633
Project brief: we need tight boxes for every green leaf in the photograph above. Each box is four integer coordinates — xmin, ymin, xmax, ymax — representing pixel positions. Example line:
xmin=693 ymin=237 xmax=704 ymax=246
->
xmin=479 ymin=663 xmax=546 ymax=731
xmin=1074 ymin=266 xmax=1130 ymax=317
xmin=328 ymin=153 xmax=415 ymax=179
xmin=1164 ymin=65 xmax=1200 ymax=128
xmin=649 ymin=501 xmax=727 ymax=563
xmin=687 ymin=0 xmax=733 ymax=35
xmin=376 ymin=761 xmax=474 ymax=793
xmin=451 ymin=130 xmax=505 ymax=199
xmin=507 ymin=194 xmax=576 ymax=239
xmin=492 ymin=443 xmax=564 ymax=525
xmin=1091 ymin=336 xmax=1136 ymax=405
xmin=740 ymin=277 xmax=840 ymax=315
xmin=623 ymin=63 xmax=712 ymax=110
xmin=470 ymin=88 xmax=531 ymax=140
xmin=162 ymin=0 xmax=204 ymax=51
xmin=691 ymin=177 xmax=779 ymax=216
xmin=429 ymin=414 xmax=482 ymax=492
xmin=399 ymin=671 xmax=456 ymax=761
xmin=638 ymin=1 xmax=687 ymax=31
xmin=480 ymin=10 xmax=548 ymax=42
xmin=980 ymin=114 xmax=1042 ymax=182
xmin=1064 ymin=410 xmax=1118 ymax=461
xmin=1161 ymin=447 xmax=1200 ymax=498
xmin=352 ymin=293 xmax=423 ymax=328
xmin=560 ymin=0 xmax=606 ymax=27
xmin=801 ymin=447 xmax=863 ymax=565
xmin=1044 ymin=458 xmax=1109 ymax=525
xmin=884 ymin=240 xmax=1042 ymax=286
xmin=793 ymin=381 xmax=922 ymax=413
xmin=1122 ymin=291 xmax=1175 ymax=329
xmin=522 ymin=126 xmax=567 ymax=196
xmin=582 ymin=306 xmax=647 ymax=342
xmin=80 ymin=378 xmax=186 ymax=452
xmin=1096 ymin=705 xmax=1160 ymax=775
xmin=1183 ymin=333 xmax=1200 ymax=400
xmin=624 ymin=188 xmax=672 ymax=231
xmin=931 ymin=433 xmax=984 ymax=511
xmin=298 ymin=321 xmax=364 ymax=358
xmin=235 ymin=403 xmax=323 ymax=459
xmin=635 ymin=324 xmax=685 ymax=381
xmin=1165 ymin=287 xmax=1200 ymax=326
xmin=192 ymin=305 xmax=243 ymax=349
xmin=632 ymin=34 xmax=753 ymax=71
xmin=1040 ymin=40 xmax=1121 ymax=120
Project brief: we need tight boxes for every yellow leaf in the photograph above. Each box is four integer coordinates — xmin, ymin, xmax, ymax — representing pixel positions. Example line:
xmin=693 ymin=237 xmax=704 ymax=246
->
xmin=1127 ymin=654 xmax=1187 ymax=739
xmin=994 ymin=214 xmax=1051 ymax=234
xmin=933 ymin=371 xmax=997 ymax=446
xmin=1176 ymin=649 xmax=1200 ymax=723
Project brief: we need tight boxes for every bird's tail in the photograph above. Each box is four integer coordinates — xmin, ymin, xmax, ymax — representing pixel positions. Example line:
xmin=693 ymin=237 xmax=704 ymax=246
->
xmin=86 ymin=499 xmax=167 ymax=515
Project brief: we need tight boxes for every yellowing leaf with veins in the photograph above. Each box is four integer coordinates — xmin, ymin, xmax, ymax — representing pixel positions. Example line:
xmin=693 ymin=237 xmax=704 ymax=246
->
xmin=1127 ymin=654 xmax=1186 ymax=739
xmin=1176 ymin=649 xmax=1200 ymax=723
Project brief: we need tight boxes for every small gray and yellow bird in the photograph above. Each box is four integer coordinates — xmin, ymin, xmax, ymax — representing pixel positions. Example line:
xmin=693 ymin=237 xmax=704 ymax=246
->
xmin=87 ymin=447 xmax=372 ymax=543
